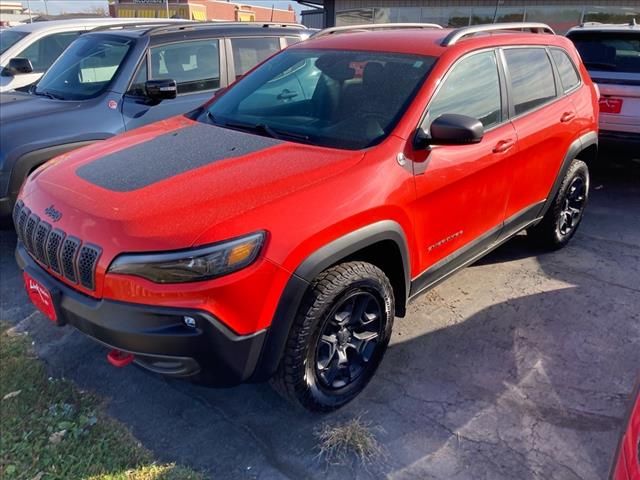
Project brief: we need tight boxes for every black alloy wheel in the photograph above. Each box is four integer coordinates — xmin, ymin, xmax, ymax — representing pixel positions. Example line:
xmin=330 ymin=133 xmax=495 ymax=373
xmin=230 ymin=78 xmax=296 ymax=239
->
xmin=314 ymin=290 xmax=384 ymax=390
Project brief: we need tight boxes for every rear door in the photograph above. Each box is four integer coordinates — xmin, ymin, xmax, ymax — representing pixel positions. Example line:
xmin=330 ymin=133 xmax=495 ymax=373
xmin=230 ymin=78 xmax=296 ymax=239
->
xmin=500 ymin=46 xmax=581 ymax=226
xmin=411 ymin=49 xmax=517 ymax=284
xmin=227 ymin=36 xmax=282 ymax=83
xmin=122 ymin=38 xmax=225 ymax=130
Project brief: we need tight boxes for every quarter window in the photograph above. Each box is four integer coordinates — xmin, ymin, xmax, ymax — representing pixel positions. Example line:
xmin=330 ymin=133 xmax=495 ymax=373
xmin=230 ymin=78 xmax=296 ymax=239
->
xmin=150 ymin=40 xmax=220 ymax=95
xmin=550 ymin=48 xmax=580 ymax=92
xmin=504 ymin=48 xmax=557 ymax=115
xmin=230 ymin=37 xmax=280 ymax=79
xmin=425 ymin=51 xmax=502 ymax=130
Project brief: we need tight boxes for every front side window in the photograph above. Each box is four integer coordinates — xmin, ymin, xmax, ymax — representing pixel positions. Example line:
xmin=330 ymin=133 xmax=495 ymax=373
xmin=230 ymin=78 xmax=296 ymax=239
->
xmin=17 ymin=31 xmax=82 ymax=73
xmin=204 ymin=48 xmax=436 ymax=150
xmin=0 ymin=29 xmax=28 ymax=55
xmin=150 ymin=40 xmax=220 ymax=94
xmin=35 ymin=34 xmax=133 ymax=100
xmin=425 ymin=51 xmax=502 ymax=130
xmin=504 ymin=48 xmax=557 ymax=116
xmin=551 ymin=48 xmax=580 ymax=92
xmin=231 ymin=37 xmax=281 ymax=79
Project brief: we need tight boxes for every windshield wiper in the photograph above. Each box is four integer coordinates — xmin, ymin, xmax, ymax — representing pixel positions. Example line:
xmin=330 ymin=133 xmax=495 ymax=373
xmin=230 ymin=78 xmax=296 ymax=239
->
xmin=224 ymin=120 xmax=309 ymax=142
xmin=33 ymin=89 xmax=65 ymax=100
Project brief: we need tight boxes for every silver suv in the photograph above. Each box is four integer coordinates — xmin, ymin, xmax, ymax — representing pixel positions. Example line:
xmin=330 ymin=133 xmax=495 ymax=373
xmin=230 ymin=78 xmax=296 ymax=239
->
xmin=567 ymin=20 xmax=640 ymax=157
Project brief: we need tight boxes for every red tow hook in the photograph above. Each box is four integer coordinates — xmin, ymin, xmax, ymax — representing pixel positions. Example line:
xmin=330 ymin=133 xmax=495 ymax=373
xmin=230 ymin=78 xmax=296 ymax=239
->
xmin=107 ymin=349 xmax=134 ymax=368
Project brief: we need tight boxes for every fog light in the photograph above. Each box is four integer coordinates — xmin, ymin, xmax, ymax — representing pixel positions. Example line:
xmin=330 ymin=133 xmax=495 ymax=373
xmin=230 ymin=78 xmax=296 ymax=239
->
xmin=183 ymin=316 xmax=197 ymax=328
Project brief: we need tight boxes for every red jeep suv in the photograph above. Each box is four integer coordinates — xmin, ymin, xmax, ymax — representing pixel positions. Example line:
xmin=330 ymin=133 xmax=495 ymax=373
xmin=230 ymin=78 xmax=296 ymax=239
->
xmin=13 ymin=23 xmax=598 ymax=411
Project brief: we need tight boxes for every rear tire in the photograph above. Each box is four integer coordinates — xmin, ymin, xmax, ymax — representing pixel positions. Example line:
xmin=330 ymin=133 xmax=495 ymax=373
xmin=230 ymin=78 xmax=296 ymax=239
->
xmin=270 ymin=261 xmax=394 ymax=412
xmin=528 ymin=159 xmax=589 ymax=250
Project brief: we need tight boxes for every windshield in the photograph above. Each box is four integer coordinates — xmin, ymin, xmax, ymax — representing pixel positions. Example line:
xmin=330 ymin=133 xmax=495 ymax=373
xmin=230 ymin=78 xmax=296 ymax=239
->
xmin=202 ymin=48 xmax=436 ymax=150
xmin=568 ymin=31 xmax=640 ymax=74
xmin=35 ymin=34 xmax=133 ymax=101
xmin=0 ymin=29 xmax=28 ymax=55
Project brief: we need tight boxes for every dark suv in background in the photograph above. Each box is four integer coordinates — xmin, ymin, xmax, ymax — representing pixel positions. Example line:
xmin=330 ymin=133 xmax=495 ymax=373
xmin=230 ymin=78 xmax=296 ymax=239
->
xmin=0 ymin=22 xmax=310 ymax=218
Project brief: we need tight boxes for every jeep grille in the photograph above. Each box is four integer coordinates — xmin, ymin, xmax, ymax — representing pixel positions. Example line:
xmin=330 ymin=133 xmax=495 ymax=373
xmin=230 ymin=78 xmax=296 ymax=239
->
xmin=12 ymin=200 xmax=102 ymax=291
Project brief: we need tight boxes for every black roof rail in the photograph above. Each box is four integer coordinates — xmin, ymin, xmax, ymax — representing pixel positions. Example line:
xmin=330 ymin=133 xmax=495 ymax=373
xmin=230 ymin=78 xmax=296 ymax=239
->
xmin=441 ymin=22 xmax=555 ymax=46
xmin=146 ymin=21 xmax=308 ymax=35
xmin=315 ymin=23 xmax=442 ymax=37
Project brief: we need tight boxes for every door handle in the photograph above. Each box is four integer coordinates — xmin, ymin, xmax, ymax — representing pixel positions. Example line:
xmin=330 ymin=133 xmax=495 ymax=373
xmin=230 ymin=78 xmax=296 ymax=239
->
xmin=561 ymin=111 xmax=576 ymax=123
xmin=493 ymin=139 xmax=515 ymax=153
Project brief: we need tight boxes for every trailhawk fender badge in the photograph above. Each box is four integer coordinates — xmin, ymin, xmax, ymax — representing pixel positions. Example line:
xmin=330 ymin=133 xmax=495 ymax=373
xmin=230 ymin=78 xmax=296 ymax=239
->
xmin=44 ymin=205 xmax=62 ymax=222
xmin=428 ymin=230 xmax=464 ymax=252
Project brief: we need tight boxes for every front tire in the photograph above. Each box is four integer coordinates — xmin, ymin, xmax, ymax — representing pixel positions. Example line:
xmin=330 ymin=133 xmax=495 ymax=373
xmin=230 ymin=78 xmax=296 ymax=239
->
xmin=270 ymin=261 xmax=394 ymax=412
xmin=528 ymin=158 xmax=589 ymax=250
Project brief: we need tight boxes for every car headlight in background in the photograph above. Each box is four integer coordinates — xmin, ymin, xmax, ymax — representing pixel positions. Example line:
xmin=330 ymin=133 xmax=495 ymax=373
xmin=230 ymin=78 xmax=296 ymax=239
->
xmin=108 ymin=232 xmax=265 ymax=283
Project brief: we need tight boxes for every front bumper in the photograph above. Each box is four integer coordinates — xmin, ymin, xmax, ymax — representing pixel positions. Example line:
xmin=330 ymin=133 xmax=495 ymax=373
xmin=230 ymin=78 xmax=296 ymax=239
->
xmin=16 ymin=244 xmax=267 ymax=386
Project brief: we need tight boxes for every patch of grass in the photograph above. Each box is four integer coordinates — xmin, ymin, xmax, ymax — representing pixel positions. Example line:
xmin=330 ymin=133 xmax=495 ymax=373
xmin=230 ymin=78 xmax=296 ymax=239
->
xmin=0 ymin=324 xmax=203 ymax=480
xmin=315 ymin=415 xmax=384 ymax=466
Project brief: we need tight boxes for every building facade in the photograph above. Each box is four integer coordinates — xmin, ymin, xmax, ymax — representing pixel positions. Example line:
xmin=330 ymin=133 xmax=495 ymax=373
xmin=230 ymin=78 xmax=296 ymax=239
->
xmin=110 ymin=0 xmax=296 ymax=23
xmin=300 ymin=0 xmax=640 ymax=33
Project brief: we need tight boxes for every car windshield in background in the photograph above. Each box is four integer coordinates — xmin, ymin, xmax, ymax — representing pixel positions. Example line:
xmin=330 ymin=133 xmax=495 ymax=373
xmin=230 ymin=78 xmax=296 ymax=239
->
xmin=569 ymin=31 xmax=640 ymax=73
xmin=203 ymin=48 xmax=436 ymax=150
xmin=35 ymin=34 xmax=133 ymax=101
xmin=0 ymin=30 xmax=28 ymax=55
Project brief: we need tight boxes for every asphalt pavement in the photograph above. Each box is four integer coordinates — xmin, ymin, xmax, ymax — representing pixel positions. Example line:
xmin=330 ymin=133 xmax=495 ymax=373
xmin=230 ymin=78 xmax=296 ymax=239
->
xmin=1 ymin=158 xmax=639 ymax=480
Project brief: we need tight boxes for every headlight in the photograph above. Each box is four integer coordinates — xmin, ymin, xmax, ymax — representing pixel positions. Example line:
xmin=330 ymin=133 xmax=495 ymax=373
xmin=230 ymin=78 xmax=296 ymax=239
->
xmin=107 ymin=232 xmax=265 ymax=283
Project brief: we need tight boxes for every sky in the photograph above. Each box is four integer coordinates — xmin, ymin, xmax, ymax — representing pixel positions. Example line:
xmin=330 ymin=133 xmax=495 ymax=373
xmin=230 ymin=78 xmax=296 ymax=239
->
xmin=19 ymin=1 xmax=304 ymax=16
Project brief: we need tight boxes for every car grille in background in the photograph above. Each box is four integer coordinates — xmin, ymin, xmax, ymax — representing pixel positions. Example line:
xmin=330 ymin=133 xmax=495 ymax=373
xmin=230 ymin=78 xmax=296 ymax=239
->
xmin=13 ymin=200 xmax=102 ymax=291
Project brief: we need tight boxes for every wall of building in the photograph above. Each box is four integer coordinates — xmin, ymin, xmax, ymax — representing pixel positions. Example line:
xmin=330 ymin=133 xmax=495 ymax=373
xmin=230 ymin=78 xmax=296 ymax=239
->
xmin=111 ymin=0 xmax=296 ymax=22
xmin=329 ymin=0 xmax=640 ymax=32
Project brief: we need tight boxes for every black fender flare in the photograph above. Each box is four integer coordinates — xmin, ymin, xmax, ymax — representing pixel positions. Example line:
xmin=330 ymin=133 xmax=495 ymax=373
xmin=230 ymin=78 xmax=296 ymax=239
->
xmin=250 ymin=220 xmax=410 ymax=382
xmin=536 ymin=130 xmax=597 ymax=219
xmin=7 ymin=141 xmax=99 ymax=199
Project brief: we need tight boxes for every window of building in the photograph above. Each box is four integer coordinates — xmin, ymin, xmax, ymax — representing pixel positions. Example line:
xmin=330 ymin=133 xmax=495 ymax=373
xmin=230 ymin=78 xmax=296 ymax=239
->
xmin=17 ymin=31 xmax=82 ymax=73
xmin=425 ymin=51 xmax=502 ymax=130
xmin=583 ymin=6 xmax=640 ymax=23
xmin=550 ymin=49 xmax=580 ymax=92
xmin=504 ymin=48 xmax=557 ymax=116
xmin=231 ymin=37 xmax=280 ymax=79
xmin=150 ymin=40 xmax=220 ymax=95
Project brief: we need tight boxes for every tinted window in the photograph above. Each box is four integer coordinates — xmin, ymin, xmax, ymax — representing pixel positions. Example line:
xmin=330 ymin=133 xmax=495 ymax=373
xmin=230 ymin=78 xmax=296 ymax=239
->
xmin=17 ymin=31 xmax=82 ymax=72
xmin=551 ymin=49 xmax=580 ymax=92
xmin=283 ymin=36 xmax=303 ymax=47
xmin=231 ymin=37 xmax=280 ymax=79
xmin=127 ymin=57 xmax=148 ymax=96
xmin=204 ymin=49 xmax=435 ymax=150
xmin=150 ymin=40 xmax=220 ymax=95
xmin=35 ymin=34 xmax=132 ymax=100
xmin=504 ymin=48 xmax=557 ymax=115
xmin=425 ymin=51 xmax=502 ymax=130
xmin=568 ymin=31 xmax=640 ymax=74
xmin=0 ymin=30 xmax=28 ymax=55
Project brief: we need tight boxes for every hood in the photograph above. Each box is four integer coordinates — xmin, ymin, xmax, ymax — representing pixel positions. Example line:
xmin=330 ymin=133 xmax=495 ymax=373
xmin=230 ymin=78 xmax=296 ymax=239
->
xmin=21 ymin=116 xmax=363 ymax=259
xmin=0 ymin=91 xmax=83 ymax=122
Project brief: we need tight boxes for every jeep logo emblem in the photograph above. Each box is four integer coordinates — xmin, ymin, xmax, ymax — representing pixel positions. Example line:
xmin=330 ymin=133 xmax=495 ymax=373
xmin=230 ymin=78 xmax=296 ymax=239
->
xmin=44 ymin=205 xmax=62 ymax=222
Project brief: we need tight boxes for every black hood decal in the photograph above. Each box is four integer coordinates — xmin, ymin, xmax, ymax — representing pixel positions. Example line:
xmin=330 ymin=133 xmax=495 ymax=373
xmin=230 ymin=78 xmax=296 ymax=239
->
xmin=76 ymin=123 xmax=282 ymax=192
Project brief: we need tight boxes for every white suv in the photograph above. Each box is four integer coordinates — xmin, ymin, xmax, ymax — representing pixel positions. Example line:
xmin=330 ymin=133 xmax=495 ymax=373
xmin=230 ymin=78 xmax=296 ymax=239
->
xmin=567 ymin=20 xmax=640 ymax=157
xmin=0 ymin=18 xmax=187 ymax=92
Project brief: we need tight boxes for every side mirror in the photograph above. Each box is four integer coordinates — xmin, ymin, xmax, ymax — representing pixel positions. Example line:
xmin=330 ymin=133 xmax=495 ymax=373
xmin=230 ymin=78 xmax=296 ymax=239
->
xmin=413 ymin=114 xmax=484 ymax=149
xmin=145 ymin=79 xmax=177 ymax=102
xmin=6 ymin=57 xmax=34 ymax=75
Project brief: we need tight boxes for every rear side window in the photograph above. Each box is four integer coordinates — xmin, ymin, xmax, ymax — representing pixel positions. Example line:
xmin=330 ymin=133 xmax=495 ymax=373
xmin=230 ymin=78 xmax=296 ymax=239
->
xmin=230 ymin=37 xmax=280 ymax=79
xmin=551 ymin=48 xmax=580 ymax=92
xmin=150 ymin=40 xmax=220 ymax=95
xmin=504 ymin=48 xmax=557 ymax=116
xmin=425 ymin=50 xmax=502 ymax=130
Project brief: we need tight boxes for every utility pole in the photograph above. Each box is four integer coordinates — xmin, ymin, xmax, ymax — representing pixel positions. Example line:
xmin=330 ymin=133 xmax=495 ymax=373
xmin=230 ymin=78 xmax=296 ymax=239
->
xmin=165 ymin=0 xmax=170 ymax=18
xmin=44 ymin=0 xmax=49 ymax=16
xmin=26 ymin=0 xmax=33 ymax=22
